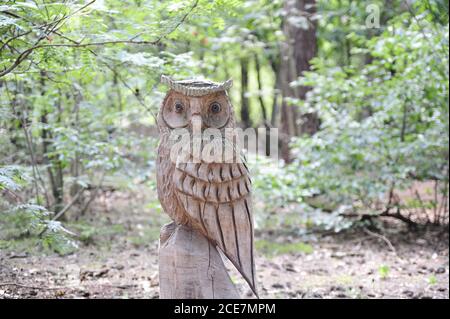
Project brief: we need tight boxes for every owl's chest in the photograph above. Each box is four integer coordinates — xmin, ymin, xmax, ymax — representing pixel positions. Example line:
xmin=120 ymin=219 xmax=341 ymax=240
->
xmin=156 ymin=147 xmax=190 ymax=225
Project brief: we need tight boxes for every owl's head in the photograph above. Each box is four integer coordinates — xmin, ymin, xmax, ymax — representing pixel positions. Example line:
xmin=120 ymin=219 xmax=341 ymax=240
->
xmin=158 ymin=76 xmax=235 ymax=134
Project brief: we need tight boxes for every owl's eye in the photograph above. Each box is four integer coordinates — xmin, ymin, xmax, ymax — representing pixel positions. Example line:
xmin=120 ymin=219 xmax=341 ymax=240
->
xmin=203 ymin=99 xmax=229 ymax=129
xmin=210 ymin=102 xmax=221 ymax=114
xmin=162 ymin=96 xmax=188 ymax=129
xmin=174 ymin=102 xmax=184 ymax=113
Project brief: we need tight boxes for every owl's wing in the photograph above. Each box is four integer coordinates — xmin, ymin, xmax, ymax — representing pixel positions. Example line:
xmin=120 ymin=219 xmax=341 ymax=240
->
xmin=173 ymin=158 xmax=257 ymax=296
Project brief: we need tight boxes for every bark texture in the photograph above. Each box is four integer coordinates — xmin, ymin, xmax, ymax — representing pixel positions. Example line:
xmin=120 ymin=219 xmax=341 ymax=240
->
xmin=279 ymin=0 xmax=319 ymax=162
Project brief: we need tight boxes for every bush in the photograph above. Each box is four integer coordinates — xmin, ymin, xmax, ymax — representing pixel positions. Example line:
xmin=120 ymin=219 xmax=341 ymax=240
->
xmin=287 ymin=14 xmax=449 ymax=225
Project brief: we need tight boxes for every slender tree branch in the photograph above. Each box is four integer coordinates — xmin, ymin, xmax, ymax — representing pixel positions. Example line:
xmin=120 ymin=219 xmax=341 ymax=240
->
xmin=51 ymin=188 xmax=84 ymax=222
xmin=0 ymin=282 xmax=71 ymax=290
xmin=0 ymin=0 xmax=199 ymax=78
xmin=363 ymin=228 xmax=397 ymax=255
xmin=79 ymin=173 xmax=105 ymax=216
xmin=6 ymin=83 xmax=43 ymax=205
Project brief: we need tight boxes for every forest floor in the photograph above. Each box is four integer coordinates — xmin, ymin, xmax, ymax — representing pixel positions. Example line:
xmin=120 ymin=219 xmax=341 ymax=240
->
xmin=0 ymin=186 xmax=448 ymax=299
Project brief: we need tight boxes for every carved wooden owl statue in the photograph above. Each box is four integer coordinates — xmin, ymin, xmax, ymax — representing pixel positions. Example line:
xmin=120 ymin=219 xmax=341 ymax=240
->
xmin=156 ymin=75 xmax=257 ymax=296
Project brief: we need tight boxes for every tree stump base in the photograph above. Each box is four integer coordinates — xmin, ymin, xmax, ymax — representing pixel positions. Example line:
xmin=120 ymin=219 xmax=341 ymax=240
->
xmin=159 ymin=222 xmax=240 ymax=299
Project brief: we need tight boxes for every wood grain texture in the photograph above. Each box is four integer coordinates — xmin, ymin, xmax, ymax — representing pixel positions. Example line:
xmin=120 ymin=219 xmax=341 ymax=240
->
xmin=173 ymin=159 xmax=256 ymax=295
xmin=156 ymin=85 xmax=257 ymax=298
xmin=159 ymin=222 xmax=240 ymax=299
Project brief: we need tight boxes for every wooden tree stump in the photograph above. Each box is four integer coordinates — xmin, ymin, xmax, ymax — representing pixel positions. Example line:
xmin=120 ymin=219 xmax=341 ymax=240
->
xmin=159 ymin=222 xmax=240 ymax=299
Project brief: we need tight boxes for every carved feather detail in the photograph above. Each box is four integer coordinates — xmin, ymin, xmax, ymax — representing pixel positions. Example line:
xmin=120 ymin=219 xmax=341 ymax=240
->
xmin=157 ymin=82 xmax=256 ymax=298
xmin=173 ymin=158 xmax=257 ymax=296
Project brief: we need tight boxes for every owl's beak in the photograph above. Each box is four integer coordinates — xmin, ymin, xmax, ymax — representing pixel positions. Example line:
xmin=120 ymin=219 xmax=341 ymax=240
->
xmin=190 ymin=114 xmax=203 ymax=163
xmin=190 ymin=114 xmax=203 ymax=135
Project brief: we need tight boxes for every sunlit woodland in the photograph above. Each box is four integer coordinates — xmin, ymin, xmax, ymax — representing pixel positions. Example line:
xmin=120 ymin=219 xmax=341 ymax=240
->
xmin=0 ymin=0 xmax=448 ymax=299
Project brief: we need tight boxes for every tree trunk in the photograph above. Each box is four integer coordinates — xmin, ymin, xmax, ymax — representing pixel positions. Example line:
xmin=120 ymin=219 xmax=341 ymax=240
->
xmin=51 ymin=88 xmax=65 ymax=214
xmin=159 ymin=222 xmax=240 ymax=299
xmin=279 ymin=0 xmax=319 ymax=162
xmin=270 ymin=58 xmax=281 ymax=127
xmin=254 ymin=54 xmax=268 ymax=123
xmin=240 ymin=57 xmax=251 ymax=128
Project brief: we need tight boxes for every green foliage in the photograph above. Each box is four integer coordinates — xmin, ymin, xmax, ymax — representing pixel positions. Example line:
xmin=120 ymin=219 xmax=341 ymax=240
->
xmin=0 ymin=203 xmax=78 ymax=255
xmin=255 ymin=239 xmax=313 ymax=257
xmin=69 ymin=221 xmax=125 ymax=246
xmin=40 ymin=219 xmax=78 ymax=255
xmin=246 ymin=2 xmax=449 ymax=231
xmin=288 ymin=11 xmax=449 ymax=220
xmin=1 ymin=0 xmax=449 ymax=258
xmin=378 ymin=265 xmax=390 ymax=279
xmin=0 ymin=166 xmax=28 ymax=191
xmin=428 ymin=275 xmax=438 ymax=285
xmin=0 ymin=166 xmax=77 ymax=255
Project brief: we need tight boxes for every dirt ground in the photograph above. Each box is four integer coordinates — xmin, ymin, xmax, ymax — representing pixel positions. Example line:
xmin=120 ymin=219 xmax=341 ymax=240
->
xmin=0 ymin=188 xmax=448 ymax=299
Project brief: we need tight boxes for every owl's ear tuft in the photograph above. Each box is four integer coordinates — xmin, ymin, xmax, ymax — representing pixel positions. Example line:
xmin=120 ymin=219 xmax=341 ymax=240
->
xmin=223 ymin=78 xmax=233 ymax=89
xmin=161 ymin=74 xmax=173 ymax=86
